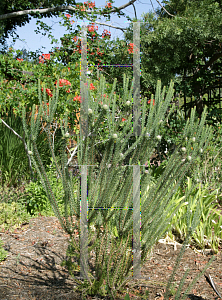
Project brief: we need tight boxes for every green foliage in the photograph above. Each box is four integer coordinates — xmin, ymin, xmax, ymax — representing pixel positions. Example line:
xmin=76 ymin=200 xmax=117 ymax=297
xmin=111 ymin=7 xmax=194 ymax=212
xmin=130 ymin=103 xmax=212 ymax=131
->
xmin=123 ymin=0 xmax=222 ymax=115
xmin=0 ymin=104 xmax=65 ymax=187
xmin=0 ymin=238 xmax=8 ymax=262
xmin=166 ymin=177 xmax=221 ymax=253
xmin=0 ymin=201 xmax=33 ymax=232
xmin=184 ymin=122 xmax=222 ymax=197
xmin=20 ymin=157 xmax=72 ymax=216
xmin=0 ymin=107 xmax=29 ymax=187
xmin=0 ymin=49 xmax=81 ymax=121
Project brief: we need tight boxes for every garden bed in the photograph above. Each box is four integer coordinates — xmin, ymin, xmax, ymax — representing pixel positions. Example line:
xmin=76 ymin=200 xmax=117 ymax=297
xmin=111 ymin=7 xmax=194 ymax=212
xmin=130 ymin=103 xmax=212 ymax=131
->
xmin=0 ymin=215 xmax=222 ymax=299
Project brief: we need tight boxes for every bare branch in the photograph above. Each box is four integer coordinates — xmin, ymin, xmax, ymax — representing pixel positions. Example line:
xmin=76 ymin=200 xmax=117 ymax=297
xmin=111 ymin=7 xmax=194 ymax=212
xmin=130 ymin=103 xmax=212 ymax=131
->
xmin=93 ymin=21 xmax=127 ymax=32
xmin=132 ymin=3 xmax=137 ymax=20
xmin=192 ymin=52 xmax=222 ymax=75
xmin=150 ymin=0 xmax=158 ymax=18
xmin=201 ymin=52 xmax=222 ymax=71
xmin=0 ymin=0 xmax=137 ymax=21
xmin=155 ymin=0 xmax=178 ymax=17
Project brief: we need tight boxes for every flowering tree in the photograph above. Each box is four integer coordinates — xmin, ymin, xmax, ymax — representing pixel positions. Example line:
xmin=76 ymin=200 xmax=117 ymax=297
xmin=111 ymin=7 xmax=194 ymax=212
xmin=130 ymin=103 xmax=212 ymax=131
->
xmin=0 ymin=0 xmax=136 ymax=49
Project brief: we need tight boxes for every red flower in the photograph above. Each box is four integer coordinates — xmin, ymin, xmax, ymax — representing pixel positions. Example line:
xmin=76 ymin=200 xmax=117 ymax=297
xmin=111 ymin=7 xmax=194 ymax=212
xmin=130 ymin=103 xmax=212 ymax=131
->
xmin=73 ymin=36 xmax=78 ymax=42
xmin=16 ymin=58 xmax=23 ymax=62
xmin=102 ymin=29 xmax=111 ymax=39
xmin=90 ymin=83 xmax=96 ymax=90
xmin=106 ymin=2 xmax=112 ymax=8
xmin=97 ymin=49 xmax=103 ymax=56
xmin=65 ymin=14 xmax=71 ymax=18
xmin=68 ymin=67 xmax=70 ymax=71
xmin=128 ymin=43 xmax=139 ymax=54
xmin=84 ymin=1 xmax=95 ymax=8
xmin=55 ymin=79 xmax=71 ymax=87
xmin=128 ymin=43 xmax=134 ymax=54
xmin=88 ymin=1 xmax=95 ymax=8
xmin=42 ymin=54 xmax=50 ymax=60
xmin=73 ymin=95 xmax=82 ymax=103
xmin=41 ymin=87 xmax=53 ymax=97
xmin=46 ymin=88 xmax=53 ymax=97
xmin=148 ymin=99 xmax=155 ymax=106
xmin=39 ymin=56 xmax=44 ymax=64
xmin=122 ymin=118 xmax=126 ymax=122
xmin=88 ymin=25 xmax=98 ymax=32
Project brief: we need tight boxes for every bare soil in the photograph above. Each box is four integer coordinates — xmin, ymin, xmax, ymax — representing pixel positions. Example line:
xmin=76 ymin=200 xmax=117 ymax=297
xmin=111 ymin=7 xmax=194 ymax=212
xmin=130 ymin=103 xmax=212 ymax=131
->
xmin=0 ymin=215 xmax=222 ymax=300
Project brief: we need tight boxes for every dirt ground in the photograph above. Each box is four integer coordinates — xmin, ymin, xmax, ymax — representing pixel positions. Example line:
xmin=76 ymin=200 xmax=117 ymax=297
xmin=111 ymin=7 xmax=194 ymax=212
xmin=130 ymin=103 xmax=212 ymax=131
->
xmin=0 ymin=215 xmax=222 ymax=300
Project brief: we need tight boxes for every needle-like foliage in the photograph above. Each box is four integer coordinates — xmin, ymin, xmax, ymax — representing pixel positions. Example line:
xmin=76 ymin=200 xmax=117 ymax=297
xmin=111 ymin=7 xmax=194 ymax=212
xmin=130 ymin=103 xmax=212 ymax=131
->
xmin=21 ymin=73 xmax=214 ymax=298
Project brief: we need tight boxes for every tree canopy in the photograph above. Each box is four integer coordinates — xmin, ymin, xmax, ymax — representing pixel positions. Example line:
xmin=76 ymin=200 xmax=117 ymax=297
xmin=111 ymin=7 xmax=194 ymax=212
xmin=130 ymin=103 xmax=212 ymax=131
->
xmin=123 ymin=0 xmax=222 ymax=116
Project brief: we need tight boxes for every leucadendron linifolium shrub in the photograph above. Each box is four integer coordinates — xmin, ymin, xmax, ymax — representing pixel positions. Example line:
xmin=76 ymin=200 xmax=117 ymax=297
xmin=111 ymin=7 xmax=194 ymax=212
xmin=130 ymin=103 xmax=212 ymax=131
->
xmin=21 ymin=73 xmax=214 ymax=299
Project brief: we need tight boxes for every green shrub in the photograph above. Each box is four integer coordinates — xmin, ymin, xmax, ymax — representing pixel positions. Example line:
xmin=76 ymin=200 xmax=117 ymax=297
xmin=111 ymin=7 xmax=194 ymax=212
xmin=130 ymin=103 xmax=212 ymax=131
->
xmin=20 ymin=158 xmax=76 ymax=216
xmin=0 ymin=238 xmax=8 ymax=262
xmin=0 ymin=201 xmax=34 ymax=232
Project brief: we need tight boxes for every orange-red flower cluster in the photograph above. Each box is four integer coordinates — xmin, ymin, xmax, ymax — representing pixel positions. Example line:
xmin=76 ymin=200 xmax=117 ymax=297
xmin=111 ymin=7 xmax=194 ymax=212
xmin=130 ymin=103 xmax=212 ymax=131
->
xmin=76 ymin=4 xmax=86 ymax=11
xmin=105 ymin=2 xmax=112 ymax=8
xmin=96 ymin=48 xmax=103 ymax=56
xmin=65 ymin=14 xmax=71 ymax=18
xmin=73 ymin=40 xmax=81 ymax=53
xmin=84 ymin=1 xmax=95 ymax=8
xmin=41 ymin=87 xmax=53 ymax=97
xmin=16 ymin=58 xmax=23 ymax=62
xmin=39 ymin=54 xmax=50 ymax=64
xmin=148 ymin=99 xmax=155 ymax=106
xmin=88 ymin=24 xmax=98 ymax=32
xmin=73 ymin=95 xmax=82 ymax=103
xmin=55 ymin=79 xmax=71 ymax=87
xmin=102 ymin=29 xmax=111 ymax=39
xmin=128 ymin=43 xmax=136 ymax=54
xmin=55 ymin=79 xmax=71 ymax=93
xmin=90 ymin=83 xmax=96 ymax=90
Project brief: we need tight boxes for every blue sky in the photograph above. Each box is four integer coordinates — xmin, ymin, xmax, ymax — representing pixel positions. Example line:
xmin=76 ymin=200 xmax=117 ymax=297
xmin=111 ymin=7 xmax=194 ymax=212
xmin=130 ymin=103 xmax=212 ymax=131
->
xmin=7 ymin=0 xmax=159 ymax=54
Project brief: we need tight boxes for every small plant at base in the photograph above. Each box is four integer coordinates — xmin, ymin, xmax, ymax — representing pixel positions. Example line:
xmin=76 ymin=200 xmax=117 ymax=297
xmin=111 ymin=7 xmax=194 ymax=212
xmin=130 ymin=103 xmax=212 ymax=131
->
xmin=20 ymin=158 xmax=68 ymax=216
xmin=165 ymin=177 xmax=222 ymax=253
xmin=0 ymin=238 xmax=8 ymax=262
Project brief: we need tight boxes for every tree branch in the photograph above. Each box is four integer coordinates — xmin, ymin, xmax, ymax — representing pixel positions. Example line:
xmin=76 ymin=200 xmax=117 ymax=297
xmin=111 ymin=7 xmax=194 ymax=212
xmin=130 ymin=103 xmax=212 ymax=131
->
xmin=155 ymin=0 xmax=178 ymax=17
xmin=0 ymin=0 xmax=137 ymax=21
xmin=92 ymin=21 xmax=127 ymax=32
xmin=150 ymin=0 xmax=158 ymax=18
xmin=132 ymin=3 xmax=137 ymax=20
xmin=200 ymin=52 xmax=222 ymax=72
